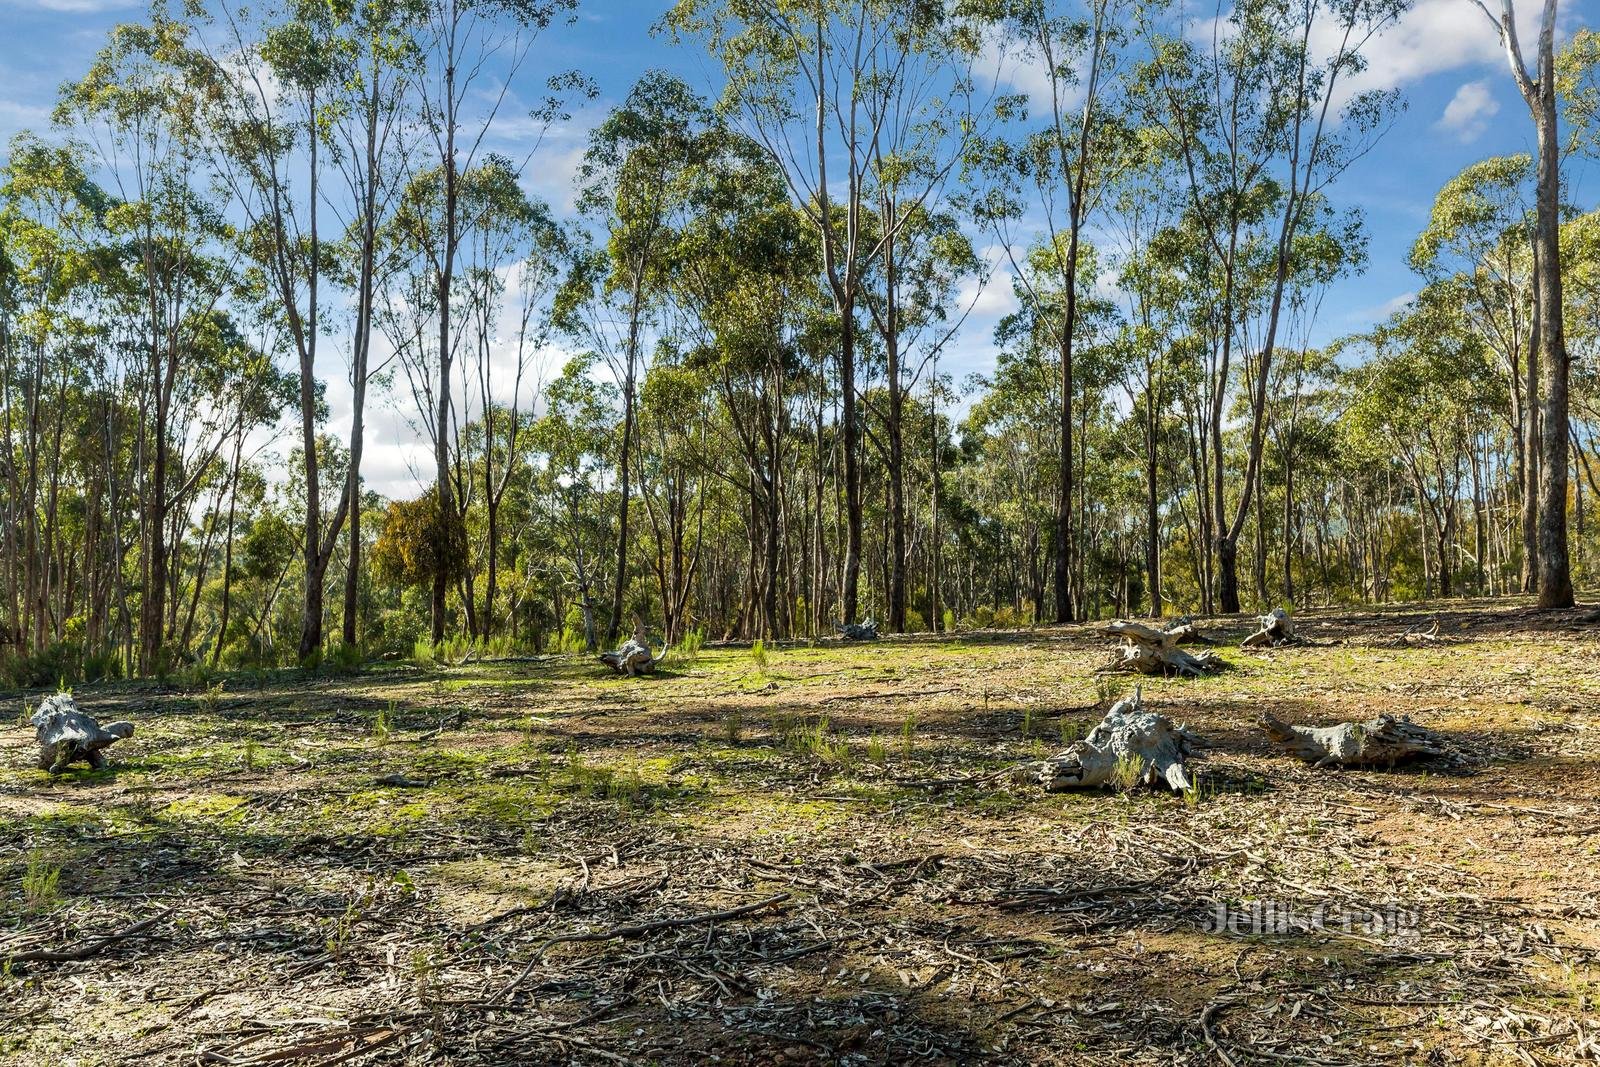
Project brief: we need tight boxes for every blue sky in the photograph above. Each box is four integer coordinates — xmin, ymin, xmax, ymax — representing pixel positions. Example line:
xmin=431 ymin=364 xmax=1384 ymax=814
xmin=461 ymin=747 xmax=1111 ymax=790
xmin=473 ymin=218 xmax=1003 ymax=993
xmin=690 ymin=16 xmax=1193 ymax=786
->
xmin=0 ymin=0 xmax=1594 ymax=493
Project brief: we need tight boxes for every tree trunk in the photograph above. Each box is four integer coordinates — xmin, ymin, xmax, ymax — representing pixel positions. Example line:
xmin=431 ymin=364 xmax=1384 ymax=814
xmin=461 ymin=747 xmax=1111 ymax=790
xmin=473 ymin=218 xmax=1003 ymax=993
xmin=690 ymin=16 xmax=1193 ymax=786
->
xmin=841 ymin=312 xmax=862 ymax=625
xmin=1531 ymin=45 xmax=1573 ymax=608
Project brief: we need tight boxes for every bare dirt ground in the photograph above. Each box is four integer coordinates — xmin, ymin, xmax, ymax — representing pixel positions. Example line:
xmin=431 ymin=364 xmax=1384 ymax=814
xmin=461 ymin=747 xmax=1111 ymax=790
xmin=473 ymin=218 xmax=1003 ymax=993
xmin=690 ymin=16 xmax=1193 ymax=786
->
xmin=2 ymin=599 xmax=1598 ymax=1066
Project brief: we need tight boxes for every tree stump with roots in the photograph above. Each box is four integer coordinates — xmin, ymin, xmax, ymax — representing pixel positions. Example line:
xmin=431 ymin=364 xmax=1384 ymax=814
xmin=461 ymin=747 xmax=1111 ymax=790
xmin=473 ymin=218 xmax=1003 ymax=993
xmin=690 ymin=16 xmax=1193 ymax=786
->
xmin=1099 ymin=620 xmax=1226 ymax=678
xmin=1259 ymin=711 xmax=1445 ymax=768
xmin=1242 ymin=608 xmax=1299 ymax=648
xmin=599 ymin=624 xmax=661 ymax=676
xmin=1022 ymin=689 xmax=1202 ymax=792
xmin=31 ymin=694 xmax=133 ymax=773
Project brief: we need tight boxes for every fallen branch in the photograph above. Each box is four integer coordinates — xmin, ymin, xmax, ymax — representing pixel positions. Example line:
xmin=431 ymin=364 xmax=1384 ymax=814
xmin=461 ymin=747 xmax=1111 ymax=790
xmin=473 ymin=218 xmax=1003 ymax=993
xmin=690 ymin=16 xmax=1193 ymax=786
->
xmin=1019 ymin=689 xmax=1203 ymax=792
xmin=1242 ymin=608 xmax=1300 ymax=649
xmin=599 ymin=623 xmax=663 ymax=676
xmin=490 ymin=892 xmax=793 ymax=1004
xmin=835 ymin=618 xmax=878 ymax=641
xmin=7 ymin=906 xmax=174 ymax=965
xmin=30 ymin=693 xmax=134 ymax=773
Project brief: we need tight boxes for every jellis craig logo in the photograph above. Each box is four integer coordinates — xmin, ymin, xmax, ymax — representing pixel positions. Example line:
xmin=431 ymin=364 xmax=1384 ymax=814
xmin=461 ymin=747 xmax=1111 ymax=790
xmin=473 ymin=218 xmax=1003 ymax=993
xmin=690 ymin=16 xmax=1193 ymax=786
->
xmin=1206 ymin=900 xmax=1420 ymax=937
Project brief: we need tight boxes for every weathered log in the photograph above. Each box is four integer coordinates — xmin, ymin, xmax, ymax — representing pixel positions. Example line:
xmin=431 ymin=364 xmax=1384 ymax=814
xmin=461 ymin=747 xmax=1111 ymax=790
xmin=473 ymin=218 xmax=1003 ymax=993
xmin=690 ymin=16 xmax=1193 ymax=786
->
xmin=1024 ymin=690 xmax=1202 ymax=792
xmin=836 ymin=618 xmax=878 ymax=641
xmin=31 ymin=693 xmax=133 ymax=773
xmin=1258 ymin=711 xmax=1445 ymax=768
xmin=1242 ymin=608 xmax=1298 ymax=648
xmin=1100 ymin=619 xmax=1225 ymax=678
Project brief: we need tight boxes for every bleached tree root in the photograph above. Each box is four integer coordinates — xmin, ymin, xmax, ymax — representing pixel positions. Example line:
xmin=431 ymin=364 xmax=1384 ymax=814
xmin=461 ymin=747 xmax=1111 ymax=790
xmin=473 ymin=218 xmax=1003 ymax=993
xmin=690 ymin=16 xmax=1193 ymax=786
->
xmin=836 ymin=619 xmax=878 ymax=641
xmin=1100 ymin=620 xmax=1226 ymax=678
xmin=1258 ymin=711 xmax=1445 ymax=768
xmin=1242 ymin=608 xmax=1299 ymax=648
xmin=1022 ymin=690 xmax=1202 ymax=792
xmin=31 ymin=694 xmax=133 ymax=773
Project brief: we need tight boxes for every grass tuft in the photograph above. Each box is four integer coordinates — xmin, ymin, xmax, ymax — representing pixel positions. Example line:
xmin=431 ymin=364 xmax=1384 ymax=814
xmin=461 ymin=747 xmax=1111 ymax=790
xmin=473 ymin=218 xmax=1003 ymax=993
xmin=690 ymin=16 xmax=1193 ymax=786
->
xmin=22 ymin=851 xmax=62 ymax=913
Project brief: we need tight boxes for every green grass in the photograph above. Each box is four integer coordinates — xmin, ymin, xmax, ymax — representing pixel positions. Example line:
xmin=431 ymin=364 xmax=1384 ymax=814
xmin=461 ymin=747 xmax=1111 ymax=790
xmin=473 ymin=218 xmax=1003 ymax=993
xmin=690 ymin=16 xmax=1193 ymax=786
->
xmin=1110 ymin=752 xmax=1145 ymax=792
xmin=21 ymin=851 xmax=62 ymax=913
xmin=775 ymin=714 xmax=851 ymax=764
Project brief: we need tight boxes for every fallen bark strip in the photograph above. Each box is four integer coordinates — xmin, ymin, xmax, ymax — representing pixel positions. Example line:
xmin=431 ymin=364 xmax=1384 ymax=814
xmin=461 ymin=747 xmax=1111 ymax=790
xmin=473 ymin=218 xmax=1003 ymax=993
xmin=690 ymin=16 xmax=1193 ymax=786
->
xmin=490 ymin=892 xmax=793 ymax=1004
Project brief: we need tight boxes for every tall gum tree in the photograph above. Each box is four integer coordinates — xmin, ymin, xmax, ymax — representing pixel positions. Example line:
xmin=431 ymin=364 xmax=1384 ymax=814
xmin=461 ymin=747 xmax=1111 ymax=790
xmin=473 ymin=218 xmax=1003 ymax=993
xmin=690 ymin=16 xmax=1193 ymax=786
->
xmin=1471 ymin=0 xmax=1574 ymax=608
xmin=666 ymin=0 xmax=986 ymax=626
xmin=1140 ymin=0 xmax=1404 ymax=613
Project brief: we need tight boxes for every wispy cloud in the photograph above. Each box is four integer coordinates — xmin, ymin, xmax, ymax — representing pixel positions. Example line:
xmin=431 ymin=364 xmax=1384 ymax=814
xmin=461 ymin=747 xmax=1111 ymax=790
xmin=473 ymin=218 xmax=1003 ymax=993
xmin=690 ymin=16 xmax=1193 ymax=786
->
xmin=1435 ymin=79 xmax=1500 ymax=143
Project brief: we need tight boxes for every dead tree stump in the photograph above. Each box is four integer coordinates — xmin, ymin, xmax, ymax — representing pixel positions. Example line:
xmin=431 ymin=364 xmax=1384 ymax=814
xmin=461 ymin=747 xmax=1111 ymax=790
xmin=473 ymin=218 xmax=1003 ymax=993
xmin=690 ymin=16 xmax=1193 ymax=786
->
xmin=1259 ymin=711 xmax=1445 ymax=768
xmin=1242 ymin=608 xmax=1299 ymax=648
xmin=836 ymin=619 xmax=878 ymax=641
xmin=1100 ymin=620 xmax=1225 ymax=677
xmin=1024 ymin=689 xmax=1202 ymax=792
xmin=599 ymin=639 xmax=658 ymax=676
xmin=31 ymin=694 xmax=133 ymax=773
xmin=599 ymin=623 xmax=661 ymax=676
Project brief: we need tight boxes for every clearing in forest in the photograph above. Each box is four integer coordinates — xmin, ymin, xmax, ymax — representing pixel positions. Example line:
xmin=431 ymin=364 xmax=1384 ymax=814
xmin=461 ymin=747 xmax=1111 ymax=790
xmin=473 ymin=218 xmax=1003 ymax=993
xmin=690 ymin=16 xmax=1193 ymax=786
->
xmin=1 ymin=600 xmax=1598 ymax=1066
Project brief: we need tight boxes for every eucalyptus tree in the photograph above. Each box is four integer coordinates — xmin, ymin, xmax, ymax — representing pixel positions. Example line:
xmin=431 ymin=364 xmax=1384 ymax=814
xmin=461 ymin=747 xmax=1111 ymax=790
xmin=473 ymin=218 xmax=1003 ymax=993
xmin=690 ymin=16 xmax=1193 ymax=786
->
xmin=0 ymin=136 xmax=110 ymax=654
xmin=1345 ymin=295 xmax=1501 ymax=598
xmin=530 ymin=356 xmax=616 ymax=651
xmin=410 ymin=0 xmax=581 ymax=643
xmin=562 ymin=74 xmax=724 ymax=644
xmin=459 ymin=169 xmax=561 ymax=638
xmin=328 ymin=0 xmax=424 ymax=648
xmin=1103 ymin=149 xmax=1184 ymax=616
xmin=184 ymin=0 xmax=357 ymax=659
xmin=1139 ymin=0 xmax=1404 ymax=613
xmin=1409 ymin=155 xmax=1536 ymax=590
xmin=968 ymin=0 xmax=1128 ymax=622
xmin=57 ymin=12 xmax=240 ymax=672
xmin=387 ymin=153 xmax=538 ymax=637
xmin=1472 ymin=0 xmax=1574 ymax=607
xmin=666 ymin=0 xmax=987 ymax=627
xmin=635 ymin=358 xmax=712 ymax=645
xmin=861 ymin=205 xmax=983 ymax=632
xmin=672 ymin=136 xmax=817 ymax=640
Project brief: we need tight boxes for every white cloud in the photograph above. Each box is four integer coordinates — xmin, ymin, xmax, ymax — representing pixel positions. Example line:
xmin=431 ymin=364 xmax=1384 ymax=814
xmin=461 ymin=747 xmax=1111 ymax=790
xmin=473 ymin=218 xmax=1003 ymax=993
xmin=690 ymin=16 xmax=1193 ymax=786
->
xmin=956 ymin=269 xmax=1019 ymax=319
xmin=0 ymin=99 xmax=51 ymax=143
xmin=1194 ymin=0 xmax=1546 ymax=112
xmin=1436 ymin=79 xmax=1500 ymax=143
xmin=977 ymin=32 xmax=1077 ymax=118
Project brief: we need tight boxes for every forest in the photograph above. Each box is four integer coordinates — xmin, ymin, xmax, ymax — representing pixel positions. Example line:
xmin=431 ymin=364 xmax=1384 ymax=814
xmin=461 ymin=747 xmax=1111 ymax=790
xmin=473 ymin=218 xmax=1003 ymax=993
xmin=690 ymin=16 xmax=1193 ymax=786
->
xmin=1 ymin=0 xmax=1596 ymax=682
xmin=4 ymin=1 xmax=1600 ymax=1066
